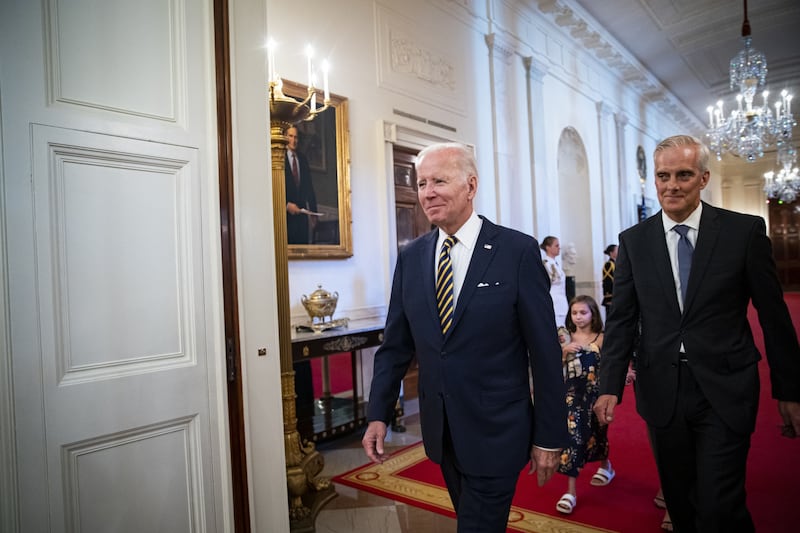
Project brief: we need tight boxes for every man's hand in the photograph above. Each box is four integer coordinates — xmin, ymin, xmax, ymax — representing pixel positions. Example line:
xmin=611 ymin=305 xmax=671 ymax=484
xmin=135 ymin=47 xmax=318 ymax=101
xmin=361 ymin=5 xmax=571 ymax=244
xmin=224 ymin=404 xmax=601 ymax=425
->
xmin=362 ymin=421 xmax=390 ymax=463
xmin=286 ymin=202 xmax=301 ymax=215
xmin=778 ymin=400 xmax=800 ymax=438
xmin=594 ymin=394 xmax=618 ymax=426
xmin=528 ymin=446 xmax=560 ymax=487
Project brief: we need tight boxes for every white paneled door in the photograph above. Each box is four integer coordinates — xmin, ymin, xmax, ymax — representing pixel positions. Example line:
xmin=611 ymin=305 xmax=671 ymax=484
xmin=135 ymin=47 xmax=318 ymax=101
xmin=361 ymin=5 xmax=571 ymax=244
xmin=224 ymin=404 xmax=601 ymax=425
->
xmin=1 ymin=1 xmax=227 ymax=531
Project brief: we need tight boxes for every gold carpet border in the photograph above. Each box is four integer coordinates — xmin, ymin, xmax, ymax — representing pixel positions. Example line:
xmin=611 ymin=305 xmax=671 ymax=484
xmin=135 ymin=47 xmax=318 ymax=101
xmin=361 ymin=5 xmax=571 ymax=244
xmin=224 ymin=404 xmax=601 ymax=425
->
xmin=336 ymin=443 xmax=616 ymax=533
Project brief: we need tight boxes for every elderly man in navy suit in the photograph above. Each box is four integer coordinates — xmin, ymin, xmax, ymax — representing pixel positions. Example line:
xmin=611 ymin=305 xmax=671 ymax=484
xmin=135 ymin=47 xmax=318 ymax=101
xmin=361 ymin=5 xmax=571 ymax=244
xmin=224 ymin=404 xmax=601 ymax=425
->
xmin=363 ymin=142 xmax=568 ymax=532
xmin=595 ymin=135 xmax=800 ymax=533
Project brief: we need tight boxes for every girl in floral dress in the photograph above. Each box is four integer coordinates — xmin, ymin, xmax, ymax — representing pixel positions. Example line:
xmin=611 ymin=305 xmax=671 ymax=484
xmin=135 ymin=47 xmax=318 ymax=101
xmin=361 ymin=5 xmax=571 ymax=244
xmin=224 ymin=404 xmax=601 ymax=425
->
xmin=556 ymin=295 xmax=614 ymax=514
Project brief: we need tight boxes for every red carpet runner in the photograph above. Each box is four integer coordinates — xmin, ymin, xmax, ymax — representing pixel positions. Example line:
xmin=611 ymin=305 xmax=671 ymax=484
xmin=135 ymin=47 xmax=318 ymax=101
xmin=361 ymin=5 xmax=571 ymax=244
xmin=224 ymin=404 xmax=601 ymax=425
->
xmin=334 ymin=294 xmax=799 ymax=532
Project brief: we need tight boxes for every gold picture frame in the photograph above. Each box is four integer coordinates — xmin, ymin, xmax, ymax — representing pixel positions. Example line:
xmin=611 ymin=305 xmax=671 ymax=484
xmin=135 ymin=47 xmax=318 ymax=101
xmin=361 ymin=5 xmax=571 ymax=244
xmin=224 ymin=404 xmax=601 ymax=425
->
xmin=279 ymin=79 xmax=352 ymax=259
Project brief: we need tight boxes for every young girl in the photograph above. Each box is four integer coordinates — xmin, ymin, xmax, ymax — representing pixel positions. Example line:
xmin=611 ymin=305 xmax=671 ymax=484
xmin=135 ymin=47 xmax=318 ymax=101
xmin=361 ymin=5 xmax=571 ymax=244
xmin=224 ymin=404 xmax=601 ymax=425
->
xmin=556 ymin=295 xmax=614 ymax=514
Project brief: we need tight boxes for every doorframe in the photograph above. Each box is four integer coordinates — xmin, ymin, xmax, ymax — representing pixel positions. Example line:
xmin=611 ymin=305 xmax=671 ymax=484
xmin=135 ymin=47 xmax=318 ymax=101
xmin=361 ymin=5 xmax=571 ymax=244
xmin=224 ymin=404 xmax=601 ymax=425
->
xmin=381 ymin=121 xmax=454 ymax=276
xmin=0 ymin=118 xmax=19 ymax=533
xmin=213 ymin=0 xmax=250 ymax=531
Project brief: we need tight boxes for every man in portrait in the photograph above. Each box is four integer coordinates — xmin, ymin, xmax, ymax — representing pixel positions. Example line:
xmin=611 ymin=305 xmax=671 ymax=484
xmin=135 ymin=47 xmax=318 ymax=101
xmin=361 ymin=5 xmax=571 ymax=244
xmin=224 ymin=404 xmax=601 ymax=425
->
xmin=285 ymin=125 xmax=318 ymax=244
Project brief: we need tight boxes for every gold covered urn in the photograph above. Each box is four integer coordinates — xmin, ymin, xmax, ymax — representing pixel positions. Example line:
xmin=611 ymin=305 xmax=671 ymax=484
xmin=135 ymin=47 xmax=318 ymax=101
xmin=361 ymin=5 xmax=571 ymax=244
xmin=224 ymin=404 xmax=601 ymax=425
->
xmin=301 ymin=285 xmax=339 ymax=323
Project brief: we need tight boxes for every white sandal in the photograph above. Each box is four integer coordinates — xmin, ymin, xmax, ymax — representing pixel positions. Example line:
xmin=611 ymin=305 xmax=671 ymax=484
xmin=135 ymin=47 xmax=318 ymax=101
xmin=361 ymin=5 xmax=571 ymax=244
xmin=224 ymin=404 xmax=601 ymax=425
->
xmin=590 ymin=463 xmax=615 ymax=486
xmin=556 ymin=493 xmax=576 ymax=514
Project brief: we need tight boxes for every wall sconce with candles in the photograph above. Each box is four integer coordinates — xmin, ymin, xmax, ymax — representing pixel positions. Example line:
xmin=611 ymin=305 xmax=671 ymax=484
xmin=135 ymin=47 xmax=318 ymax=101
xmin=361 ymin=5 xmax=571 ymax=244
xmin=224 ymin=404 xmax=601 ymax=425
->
xmin=267 ymin=39 xmax=331 ymax=122
xmin=266 ymin=38 xmax=339 ymax=528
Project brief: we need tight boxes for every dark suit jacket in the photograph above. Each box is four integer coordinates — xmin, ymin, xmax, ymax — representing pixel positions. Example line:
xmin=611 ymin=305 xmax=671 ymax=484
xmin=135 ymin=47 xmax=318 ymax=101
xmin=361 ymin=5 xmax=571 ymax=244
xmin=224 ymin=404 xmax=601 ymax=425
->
xmin=285 ymin=150 xmax=317 ymax=244
xmin=367 ymin=217 xmax=568 ymax=477
xmin=600 ymin=202 xmax=800 ymax=435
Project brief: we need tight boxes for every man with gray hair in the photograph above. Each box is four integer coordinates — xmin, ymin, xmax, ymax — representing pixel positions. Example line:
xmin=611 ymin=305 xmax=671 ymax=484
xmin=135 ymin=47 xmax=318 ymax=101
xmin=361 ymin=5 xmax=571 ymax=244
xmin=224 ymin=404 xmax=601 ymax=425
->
xmin=595 ymin=134 xmax=800 ymax=532
xmin=363 ymin=142 xmax=568 ymax=531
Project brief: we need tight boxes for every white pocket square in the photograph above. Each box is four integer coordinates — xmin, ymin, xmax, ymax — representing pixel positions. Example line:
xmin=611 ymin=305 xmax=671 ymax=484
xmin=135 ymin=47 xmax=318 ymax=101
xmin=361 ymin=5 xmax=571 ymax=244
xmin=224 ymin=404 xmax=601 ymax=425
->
xmin=477 ymin=282 xmax=490 ymax=287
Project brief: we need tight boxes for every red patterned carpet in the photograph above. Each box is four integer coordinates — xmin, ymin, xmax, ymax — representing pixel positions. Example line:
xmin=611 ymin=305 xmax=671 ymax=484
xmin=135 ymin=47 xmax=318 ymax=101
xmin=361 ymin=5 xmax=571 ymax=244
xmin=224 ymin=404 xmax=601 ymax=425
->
xmin=334 ymin=295 xmax=800 ymax=532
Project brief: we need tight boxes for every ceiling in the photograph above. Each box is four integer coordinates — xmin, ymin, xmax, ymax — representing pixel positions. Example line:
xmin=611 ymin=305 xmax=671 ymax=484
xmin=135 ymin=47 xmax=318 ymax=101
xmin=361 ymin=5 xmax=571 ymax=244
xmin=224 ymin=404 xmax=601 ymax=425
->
xmin=565 ymin=0 xmax=800 ymax=130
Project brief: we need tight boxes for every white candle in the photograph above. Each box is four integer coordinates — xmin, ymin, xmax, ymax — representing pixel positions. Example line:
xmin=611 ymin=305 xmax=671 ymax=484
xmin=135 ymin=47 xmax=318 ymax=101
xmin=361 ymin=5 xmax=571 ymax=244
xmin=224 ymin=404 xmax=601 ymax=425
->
xmin=707 ymin=106 xmax=714 ymax=128
xmin=322 ymin=60 xmax=330 ymax=102
xmin=311 ymin=70 xmax=318 ymax=110
xmin=787 ymin=95 xmax=792 ymax=115
xmin=763 ymin=90 xmax=769 ymax=109
xmin=737 ymin=94 xmax=743 ymax=112
xmin=305 ymin=45 xmax=314 ymax=88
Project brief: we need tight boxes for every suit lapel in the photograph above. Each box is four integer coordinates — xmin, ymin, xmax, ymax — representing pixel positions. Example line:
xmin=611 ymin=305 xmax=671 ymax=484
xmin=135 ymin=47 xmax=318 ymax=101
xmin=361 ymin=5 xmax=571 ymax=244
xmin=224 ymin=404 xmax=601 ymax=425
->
xmin=684 ymin=203 xmax=720 ymax=313
xmin=419 ymin=230 xmax=440 ymax=327
xmin=449 ymin=217 xmax=498 ymax=336
xmin=646 ymin=213 xmax=682 ymax=316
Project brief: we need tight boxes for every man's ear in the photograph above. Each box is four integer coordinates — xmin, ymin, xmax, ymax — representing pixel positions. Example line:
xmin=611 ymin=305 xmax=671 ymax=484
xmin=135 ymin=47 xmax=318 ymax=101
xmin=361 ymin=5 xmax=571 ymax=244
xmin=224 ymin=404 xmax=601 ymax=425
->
xmin=467 ymin=175 xmax=478 ymax=199
xmin=700 ymin=170 xmax=710 ymax=189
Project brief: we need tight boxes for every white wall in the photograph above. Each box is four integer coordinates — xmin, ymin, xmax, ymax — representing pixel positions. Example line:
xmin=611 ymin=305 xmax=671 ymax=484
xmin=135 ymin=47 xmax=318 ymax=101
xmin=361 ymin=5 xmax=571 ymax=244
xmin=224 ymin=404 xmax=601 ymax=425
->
xmin=264 ymin=0 xmax=693 ymax=323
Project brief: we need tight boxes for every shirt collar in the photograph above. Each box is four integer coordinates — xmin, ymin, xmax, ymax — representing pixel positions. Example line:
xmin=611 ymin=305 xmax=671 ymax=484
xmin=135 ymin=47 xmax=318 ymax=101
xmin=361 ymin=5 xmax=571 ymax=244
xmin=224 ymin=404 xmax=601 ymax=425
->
xmin=662 ymin=202 xmax=703 ymax=234
xmin=438 ymin=210 xmax=481 ymax=251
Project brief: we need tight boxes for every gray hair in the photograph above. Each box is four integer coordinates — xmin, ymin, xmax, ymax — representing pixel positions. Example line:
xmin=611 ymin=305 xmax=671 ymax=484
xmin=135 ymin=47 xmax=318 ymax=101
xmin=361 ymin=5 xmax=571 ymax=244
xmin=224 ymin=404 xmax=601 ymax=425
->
xmin=416 ymin=142 xmax=478 ymax=182
xmin=654 ymin=135 xmax=710 ymax=173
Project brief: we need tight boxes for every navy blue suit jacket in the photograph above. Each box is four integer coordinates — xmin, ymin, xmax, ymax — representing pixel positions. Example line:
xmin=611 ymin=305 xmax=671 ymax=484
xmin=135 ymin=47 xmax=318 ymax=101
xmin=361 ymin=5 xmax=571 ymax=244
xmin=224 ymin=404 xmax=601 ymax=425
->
xmin=600 ymin=202 xmax=800 ymax=435
xmin=367 ymin=217 xmax=568 ymax=477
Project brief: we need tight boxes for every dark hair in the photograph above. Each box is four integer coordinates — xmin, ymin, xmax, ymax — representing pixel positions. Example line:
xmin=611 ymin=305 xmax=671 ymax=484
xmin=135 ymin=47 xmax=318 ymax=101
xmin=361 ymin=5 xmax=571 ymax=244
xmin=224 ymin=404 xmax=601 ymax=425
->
xmin=604 ymin=244 xmax=617 ymax=255
xmin=540 ymin=236 xmax=557 ymax=251
xmin=565 ymin=295 xmax=603 ymax=334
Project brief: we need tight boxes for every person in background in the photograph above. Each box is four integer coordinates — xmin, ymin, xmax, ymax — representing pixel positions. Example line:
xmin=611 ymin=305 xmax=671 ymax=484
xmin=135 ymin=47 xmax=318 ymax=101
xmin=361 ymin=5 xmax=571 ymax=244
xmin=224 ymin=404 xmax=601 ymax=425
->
xmin=595 ymin=134 xmax=800 ymax=533
xmin=555 ymin=295 xmax=614 ymax=514
xmin=601 ymin=244 xmax=617 ymax=317
xmin=541 ymin=236 xmax=569 ymax=328
xmin=362 ymin=142 xmax=568 ymax=532
xmin=285 ymin=125 xmax=318 ymax=244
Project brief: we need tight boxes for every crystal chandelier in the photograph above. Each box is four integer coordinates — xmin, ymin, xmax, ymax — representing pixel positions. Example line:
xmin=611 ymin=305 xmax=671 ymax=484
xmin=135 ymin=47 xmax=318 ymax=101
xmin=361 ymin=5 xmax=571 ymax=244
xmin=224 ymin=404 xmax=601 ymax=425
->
xmin=705 ymin=0 xmax=796 ymax=163
xmin=764 ymin=144 xmax=800 ymax=202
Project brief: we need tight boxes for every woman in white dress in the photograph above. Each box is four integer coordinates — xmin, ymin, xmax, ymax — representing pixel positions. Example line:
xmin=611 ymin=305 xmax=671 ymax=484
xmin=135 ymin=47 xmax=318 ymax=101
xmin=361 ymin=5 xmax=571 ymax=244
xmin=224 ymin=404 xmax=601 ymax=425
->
xmin=540 ymin=236 xmax=568 ymax=328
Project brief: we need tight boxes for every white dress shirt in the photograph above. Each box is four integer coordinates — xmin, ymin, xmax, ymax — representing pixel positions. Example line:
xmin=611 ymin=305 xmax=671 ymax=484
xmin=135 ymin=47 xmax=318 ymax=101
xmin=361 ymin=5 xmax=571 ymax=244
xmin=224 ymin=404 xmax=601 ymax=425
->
xmin=661 ymin=203 xmax=702 ymax=312
xmin=434 ymin=210 xmax=482 ymax=306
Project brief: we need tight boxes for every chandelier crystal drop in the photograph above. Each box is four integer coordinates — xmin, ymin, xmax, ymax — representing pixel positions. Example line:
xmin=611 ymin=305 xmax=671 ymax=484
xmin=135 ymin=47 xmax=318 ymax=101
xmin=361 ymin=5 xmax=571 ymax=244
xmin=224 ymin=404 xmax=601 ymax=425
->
xmin=705 ymin=0 xmax=796 ymax=163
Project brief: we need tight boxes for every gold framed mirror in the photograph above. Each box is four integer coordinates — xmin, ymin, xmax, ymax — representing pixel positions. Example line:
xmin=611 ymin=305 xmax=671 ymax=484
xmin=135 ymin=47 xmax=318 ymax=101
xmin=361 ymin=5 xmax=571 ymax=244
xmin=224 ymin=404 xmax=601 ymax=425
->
xmin=279 ymin=79 xmax=352 ymax=259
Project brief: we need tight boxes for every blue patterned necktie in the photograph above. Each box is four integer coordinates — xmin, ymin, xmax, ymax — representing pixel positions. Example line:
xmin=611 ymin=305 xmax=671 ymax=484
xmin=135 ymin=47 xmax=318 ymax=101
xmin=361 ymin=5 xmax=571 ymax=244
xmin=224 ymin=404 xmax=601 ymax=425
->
xmin=674 ymin=224 xmax=693 ymax=303
xmin=436 ymin=235 xmax=458 ymax=334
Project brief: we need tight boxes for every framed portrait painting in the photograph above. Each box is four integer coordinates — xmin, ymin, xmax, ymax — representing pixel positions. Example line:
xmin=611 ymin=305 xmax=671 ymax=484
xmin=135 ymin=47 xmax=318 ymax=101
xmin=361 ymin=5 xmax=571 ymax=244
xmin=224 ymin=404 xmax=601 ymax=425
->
xmin=278 ymin=79 xmax=352 ymax=259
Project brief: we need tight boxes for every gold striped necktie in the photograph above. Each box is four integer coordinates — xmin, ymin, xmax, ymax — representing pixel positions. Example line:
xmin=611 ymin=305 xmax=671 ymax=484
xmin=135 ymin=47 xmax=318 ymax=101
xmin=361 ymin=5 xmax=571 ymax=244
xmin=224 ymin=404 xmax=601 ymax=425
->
xmin=437 ymin=235 xmax=457 ymax=334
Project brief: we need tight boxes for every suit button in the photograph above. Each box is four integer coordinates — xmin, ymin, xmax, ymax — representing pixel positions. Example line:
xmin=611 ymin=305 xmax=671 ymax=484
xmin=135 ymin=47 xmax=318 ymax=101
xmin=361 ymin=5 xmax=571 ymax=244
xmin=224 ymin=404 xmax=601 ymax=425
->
xmin=441 ymin=351 xmax=447 ymax=359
